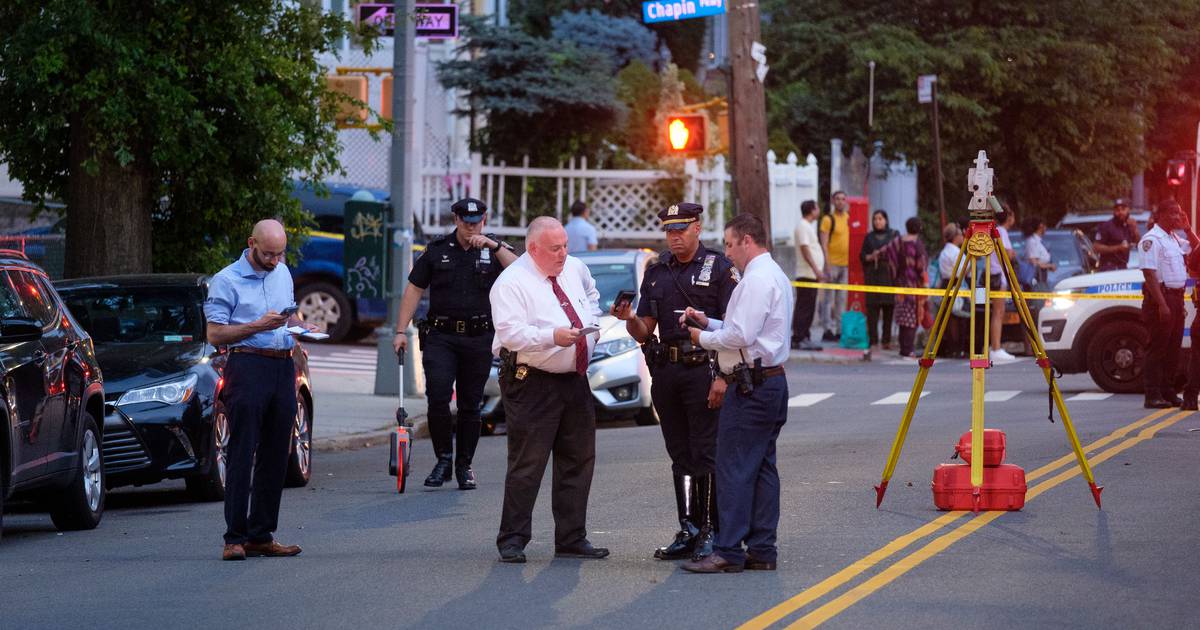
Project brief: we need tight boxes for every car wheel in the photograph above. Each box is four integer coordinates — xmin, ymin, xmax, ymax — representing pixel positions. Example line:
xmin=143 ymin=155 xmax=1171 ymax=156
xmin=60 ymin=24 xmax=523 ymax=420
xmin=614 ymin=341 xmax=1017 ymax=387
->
xmin=1086 ymin=320 xmax=1148 ymax=394
xmin=186 ymin=403 xmax=229 ymax=502
xmin=49 ymin=413 xmax=105 ymax=531
xmin=297 ymin=281 xmax=353 ymax=343
xmin=635 ymin=404 xmax=660 ymax=426
xmin=285 ymin=396 xmax=312 ymax=487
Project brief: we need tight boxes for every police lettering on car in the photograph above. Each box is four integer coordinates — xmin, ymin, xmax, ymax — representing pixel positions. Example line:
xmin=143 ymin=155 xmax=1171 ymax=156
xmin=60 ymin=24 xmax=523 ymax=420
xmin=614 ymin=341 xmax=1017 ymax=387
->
xmin=392 ymin=198 xmax=517 ymax=489
xmin=611 ymin=202 xmax=736 ymax=561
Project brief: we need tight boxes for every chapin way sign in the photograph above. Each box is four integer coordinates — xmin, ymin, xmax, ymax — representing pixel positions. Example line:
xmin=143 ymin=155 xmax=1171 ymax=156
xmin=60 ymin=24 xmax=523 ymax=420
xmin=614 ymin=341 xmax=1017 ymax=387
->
xmin=642 ymin=0 xmax=726 ymax=24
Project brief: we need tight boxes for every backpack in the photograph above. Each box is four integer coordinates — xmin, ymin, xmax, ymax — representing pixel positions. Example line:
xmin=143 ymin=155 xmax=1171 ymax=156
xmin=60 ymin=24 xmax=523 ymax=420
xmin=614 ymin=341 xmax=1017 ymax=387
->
xmin=839 ymin=307 xmax=870 ymax=349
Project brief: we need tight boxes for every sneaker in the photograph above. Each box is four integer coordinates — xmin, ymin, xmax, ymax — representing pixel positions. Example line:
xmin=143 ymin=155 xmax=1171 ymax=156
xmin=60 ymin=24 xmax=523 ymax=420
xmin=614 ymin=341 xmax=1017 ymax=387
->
xmin=822 ymin=330 xmax=837 ymax=342
xmin=991 ymin=349 xmax=1017 ymax=362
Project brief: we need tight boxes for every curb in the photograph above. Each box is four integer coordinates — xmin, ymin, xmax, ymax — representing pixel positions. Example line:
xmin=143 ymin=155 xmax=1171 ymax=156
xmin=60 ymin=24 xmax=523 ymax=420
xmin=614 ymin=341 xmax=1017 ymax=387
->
xmin=790 ymin=349 xmax=871 ymax=365
xmin=314 ymin=416 xmax=429 ymax=452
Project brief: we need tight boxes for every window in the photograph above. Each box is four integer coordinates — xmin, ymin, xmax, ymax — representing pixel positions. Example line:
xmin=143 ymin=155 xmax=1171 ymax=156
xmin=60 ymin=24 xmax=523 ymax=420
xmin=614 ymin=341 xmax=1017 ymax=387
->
xmin=10 ymin=270 xmax=57 ymax=327
xmin=0 ymin=271 xmax=30 ymax=320
xmin=59 ymin=288 xmax=204 ymax=344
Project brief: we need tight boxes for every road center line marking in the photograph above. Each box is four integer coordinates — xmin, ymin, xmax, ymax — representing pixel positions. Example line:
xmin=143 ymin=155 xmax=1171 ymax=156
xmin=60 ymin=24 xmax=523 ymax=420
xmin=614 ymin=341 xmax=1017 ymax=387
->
xmin=737 ymin=407 xmax=1174 ymax=630
xmin=779 ymin=410 xmax=1191 ymax=630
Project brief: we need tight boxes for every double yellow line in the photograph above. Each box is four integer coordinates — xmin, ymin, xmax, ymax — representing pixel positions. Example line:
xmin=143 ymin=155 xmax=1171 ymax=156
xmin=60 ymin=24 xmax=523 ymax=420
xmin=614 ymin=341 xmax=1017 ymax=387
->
xmin=740 ymin=407 xmax=1191 ymax=630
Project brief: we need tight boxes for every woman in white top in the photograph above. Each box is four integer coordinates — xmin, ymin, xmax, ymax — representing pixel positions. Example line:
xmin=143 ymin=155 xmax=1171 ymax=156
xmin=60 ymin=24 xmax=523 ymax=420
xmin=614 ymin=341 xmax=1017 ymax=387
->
xmin=1021 ymin=216 xmax=1057 ymax=287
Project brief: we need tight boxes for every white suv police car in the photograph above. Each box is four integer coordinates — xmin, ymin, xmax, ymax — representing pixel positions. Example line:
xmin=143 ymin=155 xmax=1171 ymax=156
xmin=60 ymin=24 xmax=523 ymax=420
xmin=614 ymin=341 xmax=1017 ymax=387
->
xmin=1039 ymin=268 xmax=1187 ymax=393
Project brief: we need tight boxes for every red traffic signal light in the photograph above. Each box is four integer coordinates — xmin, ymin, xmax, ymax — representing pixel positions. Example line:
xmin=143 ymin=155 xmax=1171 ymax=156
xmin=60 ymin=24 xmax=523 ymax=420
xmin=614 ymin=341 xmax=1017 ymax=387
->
xmin=666 ymin=114 xmax=706 ymax=154
xmin=1167 ymin=158 xmax=1189 ymax=186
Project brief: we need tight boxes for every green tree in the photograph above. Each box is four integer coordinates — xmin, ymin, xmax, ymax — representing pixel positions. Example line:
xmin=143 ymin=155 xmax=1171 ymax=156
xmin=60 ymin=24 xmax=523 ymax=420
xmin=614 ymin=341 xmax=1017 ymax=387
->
xmin=0 ymin=1 xmax=374 ymax=276
xmin=762 ymin=0 xmax=1200 ymax=220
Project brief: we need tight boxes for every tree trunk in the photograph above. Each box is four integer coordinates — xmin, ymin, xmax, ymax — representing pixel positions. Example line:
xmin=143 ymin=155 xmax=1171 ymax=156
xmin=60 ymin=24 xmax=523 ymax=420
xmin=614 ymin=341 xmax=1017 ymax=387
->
xmin=727 ymin=1 xmax=772 ymax=240
xmin=64 ymin=113 xmax=154 ymax=278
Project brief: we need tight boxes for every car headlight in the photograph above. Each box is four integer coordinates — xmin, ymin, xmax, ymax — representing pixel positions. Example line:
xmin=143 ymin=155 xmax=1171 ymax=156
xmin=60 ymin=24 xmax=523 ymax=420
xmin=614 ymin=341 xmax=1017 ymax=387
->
xmin=1051 ymin=290 xmax=1075 ymax=311
xmin=591 ymin=337 xmax=639 ymax=361
xmin=117 ymin=373 xmax=198 ymax=406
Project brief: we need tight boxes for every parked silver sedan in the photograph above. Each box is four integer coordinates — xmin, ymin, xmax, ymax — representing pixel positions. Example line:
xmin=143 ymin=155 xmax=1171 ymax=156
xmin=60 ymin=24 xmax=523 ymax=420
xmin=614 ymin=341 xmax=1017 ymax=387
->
xmin=481 ymin=249 xmax=659 ymax=434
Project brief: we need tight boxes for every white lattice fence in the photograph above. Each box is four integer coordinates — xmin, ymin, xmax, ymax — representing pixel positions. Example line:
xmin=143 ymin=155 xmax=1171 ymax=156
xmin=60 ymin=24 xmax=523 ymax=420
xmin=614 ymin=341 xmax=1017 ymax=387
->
xmin=588 ymin=180 xmax=671 ymax=237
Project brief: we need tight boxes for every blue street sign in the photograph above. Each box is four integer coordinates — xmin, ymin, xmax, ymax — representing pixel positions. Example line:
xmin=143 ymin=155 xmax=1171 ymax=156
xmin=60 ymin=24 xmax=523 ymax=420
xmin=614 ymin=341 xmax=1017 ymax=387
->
xmin=642 ymin=0 xmax=726 ymax=24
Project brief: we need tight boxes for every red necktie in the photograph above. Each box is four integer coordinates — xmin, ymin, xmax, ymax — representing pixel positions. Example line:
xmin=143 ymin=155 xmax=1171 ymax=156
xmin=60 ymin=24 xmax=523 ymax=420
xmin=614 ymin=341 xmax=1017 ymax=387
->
xmin=549 ymin=275 xmax=588 ymax=375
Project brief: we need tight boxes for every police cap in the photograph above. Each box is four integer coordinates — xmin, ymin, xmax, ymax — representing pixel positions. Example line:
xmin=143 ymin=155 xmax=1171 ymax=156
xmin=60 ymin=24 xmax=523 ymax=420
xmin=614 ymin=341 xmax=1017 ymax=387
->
xmin=1113 ymin=197 xmax=1130 ymax=208
xmin=451 ymin=198 xmax=487 ymax=223
xmin=658 ymin=203 xmax=703 ymax=231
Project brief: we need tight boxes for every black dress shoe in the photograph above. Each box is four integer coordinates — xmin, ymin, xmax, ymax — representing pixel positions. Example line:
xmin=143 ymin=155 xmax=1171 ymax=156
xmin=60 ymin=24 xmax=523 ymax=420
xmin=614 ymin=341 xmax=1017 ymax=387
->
xmin=455 ymin=465 xmax=477 ymax=490
xmin=554 ymin=542 xmax=609 ymax=559
xmin=498 ymin=546 xmax=526 ymax=563
xmin=821 ymin=330 xmax=836 ymax=342
xmin=681 ymin=553 xmax=743 ymax=573
xmin=654 ymin=528 xmax=697 ymax=560
xmin=745 ymin=555 xmax=777 ymax=571
xmin=691 ymin=527 xmax=715 ymax=561
xmin=1166 ymin=393 xmax=1184 ymax=407
xmin=425 ymin=455 xmax=453 ymax=487
xmin=1144 ymin=396 xmax=1172 ymax=409
xmin=1184 ymin=393 xmax=1199 ymax=411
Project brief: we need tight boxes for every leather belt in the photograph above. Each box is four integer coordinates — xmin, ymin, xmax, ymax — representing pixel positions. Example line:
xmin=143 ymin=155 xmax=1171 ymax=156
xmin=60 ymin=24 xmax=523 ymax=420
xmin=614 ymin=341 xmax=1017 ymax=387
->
xmin=230 ymin=346 xmax=292 ymax=359
xmin=721 ymin=365 xmax=785 ymax=383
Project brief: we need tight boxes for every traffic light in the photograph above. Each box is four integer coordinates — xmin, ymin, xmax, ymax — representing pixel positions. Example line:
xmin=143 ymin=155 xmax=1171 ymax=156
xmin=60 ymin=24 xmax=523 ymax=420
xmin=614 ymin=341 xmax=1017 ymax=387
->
xmin=665 ymin=114 xmax=707 ymax=154
xmin=1167 ymin=158 xmax=1189 ymax=186
xmin=325 ymin=75 xmax=368 ymax=126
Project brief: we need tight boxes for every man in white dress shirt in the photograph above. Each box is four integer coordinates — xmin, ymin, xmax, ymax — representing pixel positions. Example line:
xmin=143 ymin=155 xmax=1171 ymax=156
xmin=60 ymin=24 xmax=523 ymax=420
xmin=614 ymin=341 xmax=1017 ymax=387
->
xmin=490 ymin=216 xmax=608 ymax=563
xmin=679 ymin=213 xmax=794 ymax=573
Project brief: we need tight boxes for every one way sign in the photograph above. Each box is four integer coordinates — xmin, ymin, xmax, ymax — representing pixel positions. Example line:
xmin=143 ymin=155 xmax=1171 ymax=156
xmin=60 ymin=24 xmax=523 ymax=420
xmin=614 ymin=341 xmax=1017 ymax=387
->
xmin=357 ymin=3 xmax=458 ymax=39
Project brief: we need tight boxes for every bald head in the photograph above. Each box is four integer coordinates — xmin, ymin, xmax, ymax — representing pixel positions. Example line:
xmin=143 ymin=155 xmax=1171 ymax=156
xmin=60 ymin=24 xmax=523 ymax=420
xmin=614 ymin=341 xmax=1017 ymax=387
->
xmin=247 ymin=219 xmax=288 ymax=272
xmin=527 ymin=216 xmax=569 ymax=276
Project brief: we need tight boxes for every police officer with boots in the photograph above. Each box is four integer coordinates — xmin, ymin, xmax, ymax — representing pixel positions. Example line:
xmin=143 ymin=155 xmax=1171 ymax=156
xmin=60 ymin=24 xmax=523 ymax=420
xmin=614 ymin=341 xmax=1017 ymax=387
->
xmin=393 ymin=198 xmax=517 ymax=488
xmin=1139 ymin=200 xmax=1190 ymax=409
xmin=612 ymin=202 xmax=736 ymax=560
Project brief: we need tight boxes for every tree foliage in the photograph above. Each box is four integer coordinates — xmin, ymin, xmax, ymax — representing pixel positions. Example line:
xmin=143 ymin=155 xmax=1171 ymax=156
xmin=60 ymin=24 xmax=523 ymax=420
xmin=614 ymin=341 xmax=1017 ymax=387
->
xmin=0 ymin=1 xmax=372 ymax=274
xmin=762 ymin=0 xmax=1200 ymax=219
xmin=551 ymin=10 xmax=659 ymax=72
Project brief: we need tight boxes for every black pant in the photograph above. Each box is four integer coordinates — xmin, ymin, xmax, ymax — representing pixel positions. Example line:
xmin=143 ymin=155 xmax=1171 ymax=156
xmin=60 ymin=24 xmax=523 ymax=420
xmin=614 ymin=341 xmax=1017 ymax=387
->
xmin=1142 ymin=288 xmax=1186 ymax=397
xmin=650 ymin=362 xmax=718 ymax=476
xmin=792 ymin=277 xmax=818 ymax=343
xmin=866 ymin=302 xmax=894 ymax=346
xmin=222 ymin=353 xmax=297 ymax=545
xmin=898 ymin=326 xmax=917 ymax=357
xmin=421 ymin=330 xmax=493 ymax=465
xmin=497 ymin=369 xmax=596 ymax=551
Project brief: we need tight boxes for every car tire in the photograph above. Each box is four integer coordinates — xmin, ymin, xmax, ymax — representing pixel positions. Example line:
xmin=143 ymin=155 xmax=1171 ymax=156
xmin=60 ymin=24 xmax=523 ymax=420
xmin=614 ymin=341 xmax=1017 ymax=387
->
xmin=285 ymin=396 xmax=313 ymax=488
xmin=186 ymin=403 xmax=229 ymax=502
xmin=635 ymin=404 xmax=660 ymax=426
xmin=49 ymin=413 xmax=105 ymax=531
xmin=1086 ymin=319 xmax=1148 ymax=394
xmin=296 ymin=281 xmax=353 ymax=343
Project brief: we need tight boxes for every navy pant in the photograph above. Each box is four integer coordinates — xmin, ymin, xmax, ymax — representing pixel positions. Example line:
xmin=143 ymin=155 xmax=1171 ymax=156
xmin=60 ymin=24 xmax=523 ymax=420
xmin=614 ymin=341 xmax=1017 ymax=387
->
xmin=1142 ymin=288 xmax=1185 ymax=398
xmin=222 ymin=353 xmax=297 ymax=545
xmin=650 ymin=362 xmax=718 ymax=476
xmin=714 ymin=374 xmax=788 ymax=565
xmin=421 ymin=330 xmax=492 ymax=464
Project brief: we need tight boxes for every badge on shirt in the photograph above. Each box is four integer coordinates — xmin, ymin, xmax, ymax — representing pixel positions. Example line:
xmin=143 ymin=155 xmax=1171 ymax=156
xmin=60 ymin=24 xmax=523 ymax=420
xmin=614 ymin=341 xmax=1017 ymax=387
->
xmin=1143 ymin=240 xmax=1152 ymax=252
xmin=697 ymin=254 xmax=716 ymax=287
xmin=731 ymin=268 xmax=741 ymax=282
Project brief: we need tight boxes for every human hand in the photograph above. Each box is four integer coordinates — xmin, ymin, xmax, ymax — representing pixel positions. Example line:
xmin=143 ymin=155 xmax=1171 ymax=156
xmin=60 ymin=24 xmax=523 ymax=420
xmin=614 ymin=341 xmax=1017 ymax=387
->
xmin=257 ymin=311 xmax=289 ymax=331
xmin=467 ymin=234 xmax=497 ymax=251
xmin=816 ymin=270 xmax=828 ymax=283
xmin=1121 ymin=240 xmax=1130 ymax=251
xmin=678 ymin=307 xmax=709 ymax=330
xmin=688 ymin=326 xmax=702 ymax=346
xmin=707 ymin=378 xmax=727 ymax=409
xmin=393 ymin=332 xmax=407 ymax=353
xmin=553 ymin=327 xmax=582 ymax=347
xmin=610 ymin=301 xmax=634 ymax=320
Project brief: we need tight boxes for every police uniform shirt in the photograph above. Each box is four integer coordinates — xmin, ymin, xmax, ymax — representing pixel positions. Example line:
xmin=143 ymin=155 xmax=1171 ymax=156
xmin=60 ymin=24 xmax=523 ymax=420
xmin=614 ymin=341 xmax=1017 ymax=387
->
xmin=1095 ymin=216 xmax=1137 ymax=270
xmin=409 ymin=230 xmax=510 ymax=319
xmin=1139 ymin=225 xmax=1189 ymax=289
xmin=636 ymin=244 xmax=738 ymax=344
xmin=698 ymin=252 xmax=795 ymax=371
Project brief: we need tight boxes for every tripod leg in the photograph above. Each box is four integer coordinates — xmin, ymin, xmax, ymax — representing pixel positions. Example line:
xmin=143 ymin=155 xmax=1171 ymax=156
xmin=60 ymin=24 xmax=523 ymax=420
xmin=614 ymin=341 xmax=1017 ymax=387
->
xmin=996 ymin=242 xmax=1103 ymax=507
xmin=969 ymin=258 xmax=990 ymax=509
xmin=875 ymin=245 xmax=970 ymax=507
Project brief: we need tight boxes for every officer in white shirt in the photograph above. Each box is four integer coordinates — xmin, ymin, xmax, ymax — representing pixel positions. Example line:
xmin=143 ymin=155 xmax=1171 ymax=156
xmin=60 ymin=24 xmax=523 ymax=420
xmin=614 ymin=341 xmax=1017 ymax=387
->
xmin=678 ymin=213 xmax=794 ymax=574
xmin=1140 ymin=200 xmax=1190 ymax=409
xmin=489 ymin=216 xmax=608 ymax=564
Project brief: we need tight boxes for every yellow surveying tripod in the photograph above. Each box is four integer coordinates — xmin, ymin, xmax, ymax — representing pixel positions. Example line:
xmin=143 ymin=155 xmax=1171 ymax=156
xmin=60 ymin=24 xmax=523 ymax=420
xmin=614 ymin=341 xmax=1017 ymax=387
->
xmin=873 ymin=151 xmax=1102 ymax=511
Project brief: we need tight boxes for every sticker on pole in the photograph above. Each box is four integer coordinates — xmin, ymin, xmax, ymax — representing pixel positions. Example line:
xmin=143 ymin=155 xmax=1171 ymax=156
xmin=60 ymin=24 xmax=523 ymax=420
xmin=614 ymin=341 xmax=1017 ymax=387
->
xmin=917 ymin=74 xmax=937 ymax=104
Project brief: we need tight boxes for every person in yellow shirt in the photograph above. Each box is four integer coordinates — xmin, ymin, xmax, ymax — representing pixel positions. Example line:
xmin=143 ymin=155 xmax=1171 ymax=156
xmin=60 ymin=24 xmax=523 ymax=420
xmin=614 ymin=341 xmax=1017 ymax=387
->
xmin=817 ymin=191 xmax=850 ymax=341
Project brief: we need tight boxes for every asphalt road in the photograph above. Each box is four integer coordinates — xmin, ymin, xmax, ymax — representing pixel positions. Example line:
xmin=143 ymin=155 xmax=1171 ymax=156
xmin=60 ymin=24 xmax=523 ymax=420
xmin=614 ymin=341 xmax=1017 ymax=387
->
xmin=2 ymin=357 xmax=1197 ymax=629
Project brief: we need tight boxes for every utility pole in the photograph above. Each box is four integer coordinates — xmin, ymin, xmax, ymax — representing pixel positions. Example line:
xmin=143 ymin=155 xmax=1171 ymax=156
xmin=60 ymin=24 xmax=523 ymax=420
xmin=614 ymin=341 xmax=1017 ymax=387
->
xmin=727 ymin=1 xmax=771 ymax=237
xmin=931 ymin=79 xmax=947 ymax=232
xmin=375 ymin=0 xmax=417 ymax=396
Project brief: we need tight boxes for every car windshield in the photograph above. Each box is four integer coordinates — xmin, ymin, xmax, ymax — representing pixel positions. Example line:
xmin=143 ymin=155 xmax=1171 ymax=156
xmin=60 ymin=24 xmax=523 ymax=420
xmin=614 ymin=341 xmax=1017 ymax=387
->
xmin=59 ymin=287 xmax=205 ymax=344
xmin=584 ymin=262 xmax=637 ymax=312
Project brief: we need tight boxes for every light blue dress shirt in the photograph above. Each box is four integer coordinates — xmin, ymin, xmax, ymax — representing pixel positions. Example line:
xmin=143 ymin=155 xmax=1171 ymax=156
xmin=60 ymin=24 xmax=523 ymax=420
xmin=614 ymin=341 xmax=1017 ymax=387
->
xmin=204 ymin=249 xmax=297 ymax=350
xmin=565 ymin=216 xmax=598 ymax=254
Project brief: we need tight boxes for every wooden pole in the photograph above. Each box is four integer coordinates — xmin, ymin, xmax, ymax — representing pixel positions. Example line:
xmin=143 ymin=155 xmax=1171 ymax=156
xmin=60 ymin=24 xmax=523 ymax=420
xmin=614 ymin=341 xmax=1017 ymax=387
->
xmin=727 ymin=1 xmax=772 ymax=238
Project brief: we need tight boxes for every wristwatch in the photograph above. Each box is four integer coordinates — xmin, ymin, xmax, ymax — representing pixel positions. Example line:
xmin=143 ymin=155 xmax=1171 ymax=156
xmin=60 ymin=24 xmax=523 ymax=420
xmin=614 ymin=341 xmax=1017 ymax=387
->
xmin=488 ymin=241 xmax=501 ymax=252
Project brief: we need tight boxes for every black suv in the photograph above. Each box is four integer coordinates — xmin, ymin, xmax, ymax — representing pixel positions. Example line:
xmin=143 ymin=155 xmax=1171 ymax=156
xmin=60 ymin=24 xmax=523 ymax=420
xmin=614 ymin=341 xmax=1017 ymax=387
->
xmin=0 ymin=253 xmax=106 ymax=539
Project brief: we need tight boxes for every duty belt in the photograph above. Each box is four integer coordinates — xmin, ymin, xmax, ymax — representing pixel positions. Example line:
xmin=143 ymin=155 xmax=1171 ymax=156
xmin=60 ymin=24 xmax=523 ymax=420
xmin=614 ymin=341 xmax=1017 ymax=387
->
xmin=721 ymin=365 xmax=785 ymax=384
xmin=643 ymin=339 xmax=710 ymax=367
xmin=427 ymin=314 xmax=494 ymax=336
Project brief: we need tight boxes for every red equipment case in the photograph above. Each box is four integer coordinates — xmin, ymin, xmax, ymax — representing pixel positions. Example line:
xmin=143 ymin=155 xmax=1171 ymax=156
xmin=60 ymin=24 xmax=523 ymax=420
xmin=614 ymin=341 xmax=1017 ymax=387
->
xmin=954 ymin=428 xmax=1007 ymax=466
xmin=932 ymin=463 xmax=1026 ymax=511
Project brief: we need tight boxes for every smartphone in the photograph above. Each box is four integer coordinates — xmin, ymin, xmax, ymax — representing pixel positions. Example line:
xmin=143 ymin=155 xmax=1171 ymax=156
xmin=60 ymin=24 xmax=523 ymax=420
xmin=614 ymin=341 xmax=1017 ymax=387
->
xmin=578 ymin=325 xmax=601 ymax=335
xmin=279 ymin=305 xmax=299 ymax=317
xmin=614 ymin=289 xmax=636 ymax=309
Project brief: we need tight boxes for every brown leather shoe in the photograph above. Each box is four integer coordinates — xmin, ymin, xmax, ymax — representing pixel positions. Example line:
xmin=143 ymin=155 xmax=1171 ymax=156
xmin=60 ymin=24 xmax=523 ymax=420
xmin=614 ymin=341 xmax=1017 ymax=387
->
xmin=244 ymin=540 xmax=302 ymax=557
xmin=681 ymin=553 xmax=743 ymax=573
xmin=745 ymin=556 xmax=777 ymax=571
xmin=222 ymin=544 xmax=246 ymax=561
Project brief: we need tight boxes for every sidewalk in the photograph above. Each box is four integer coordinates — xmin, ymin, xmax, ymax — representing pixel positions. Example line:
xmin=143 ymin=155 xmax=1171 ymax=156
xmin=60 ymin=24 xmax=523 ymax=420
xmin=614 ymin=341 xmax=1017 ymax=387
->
xmin=311 ymin=371 xmax=429 ymax=451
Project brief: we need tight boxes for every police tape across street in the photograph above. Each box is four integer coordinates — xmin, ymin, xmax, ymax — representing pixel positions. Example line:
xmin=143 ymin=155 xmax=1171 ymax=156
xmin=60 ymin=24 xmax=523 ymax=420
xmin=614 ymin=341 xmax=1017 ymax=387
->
xmin=790 ymin=279 xmax=1150 ymax=301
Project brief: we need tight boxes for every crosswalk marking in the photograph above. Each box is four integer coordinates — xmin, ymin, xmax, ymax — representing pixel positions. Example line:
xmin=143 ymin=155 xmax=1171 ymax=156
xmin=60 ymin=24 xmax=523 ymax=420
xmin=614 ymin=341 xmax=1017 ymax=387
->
xmin=872 ymin=391 xmax=929 ymax=405
xmin=788 ymin=393 xmax=835 ymax=407
xmin=1065 ymin=392 xmax=1113 ymax=402
xmin=983 ymin=390 xmax=1021 ymax=402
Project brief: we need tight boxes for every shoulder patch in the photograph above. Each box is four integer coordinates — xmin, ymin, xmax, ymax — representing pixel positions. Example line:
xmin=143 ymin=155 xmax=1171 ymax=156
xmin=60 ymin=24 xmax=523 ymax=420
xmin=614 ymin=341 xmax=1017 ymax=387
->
xmin=1142 ymin=240 xmax=1153 ymax=252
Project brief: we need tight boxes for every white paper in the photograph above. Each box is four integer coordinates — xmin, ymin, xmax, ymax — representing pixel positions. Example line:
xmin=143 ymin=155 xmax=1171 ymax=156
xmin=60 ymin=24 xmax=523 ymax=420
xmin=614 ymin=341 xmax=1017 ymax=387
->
xmin=286 ymin=325 xmax=329 ymax=341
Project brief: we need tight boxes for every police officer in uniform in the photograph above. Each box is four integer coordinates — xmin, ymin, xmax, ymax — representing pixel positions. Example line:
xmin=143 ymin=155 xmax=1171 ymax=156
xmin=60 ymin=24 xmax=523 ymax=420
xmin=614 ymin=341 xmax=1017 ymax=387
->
xmin=1139 ymin=201 xmax=1190 ymax=409
xmin=393 ymin=198 xmax=517 ymax=488
xmin=612 ymin=202 xmax=736 ymax=560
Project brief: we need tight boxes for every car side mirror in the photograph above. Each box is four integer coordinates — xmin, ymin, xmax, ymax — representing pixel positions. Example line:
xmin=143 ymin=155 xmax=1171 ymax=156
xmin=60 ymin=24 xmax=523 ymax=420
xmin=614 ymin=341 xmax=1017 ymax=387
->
xmin=0 ymin=318 xmax=44 ymax=342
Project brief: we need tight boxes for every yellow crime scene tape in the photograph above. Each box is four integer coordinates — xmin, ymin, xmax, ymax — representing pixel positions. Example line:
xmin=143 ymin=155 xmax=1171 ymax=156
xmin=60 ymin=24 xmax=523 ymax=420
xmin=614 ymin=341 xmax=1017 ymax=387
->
xmin=790 ymin=280 xmax=1147 ymax=302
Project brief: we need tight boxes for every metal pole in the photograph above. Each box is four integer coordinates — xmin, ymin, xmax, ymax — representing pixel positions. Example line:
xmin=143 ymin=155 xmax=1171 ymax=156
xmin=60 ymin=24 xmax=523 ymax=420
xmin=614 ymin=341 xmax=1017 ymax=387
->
xmin=375 ymin=0 xmax=416 ymax=396
xmin=931 ymin=80 xmax=947 ymax=232
xmin=867 ymin=61 xmax=875 ymax=129
xmin=1192 ymin=121 xmax=1199 ymax=227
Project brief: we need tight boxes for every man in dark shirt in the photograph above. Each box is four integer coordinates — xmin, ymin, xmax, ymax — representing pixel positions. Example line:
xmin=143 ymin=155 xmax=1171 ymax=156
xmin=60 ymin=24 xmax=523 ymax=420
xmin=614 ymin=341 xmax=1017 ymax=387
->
xmin=392 ymin=198 xmax=516 ymax=489
xmin=1093 ymin=198 xmax=1140 ymax=271
xmin=613 ymin=202 xmax=737 ymax=561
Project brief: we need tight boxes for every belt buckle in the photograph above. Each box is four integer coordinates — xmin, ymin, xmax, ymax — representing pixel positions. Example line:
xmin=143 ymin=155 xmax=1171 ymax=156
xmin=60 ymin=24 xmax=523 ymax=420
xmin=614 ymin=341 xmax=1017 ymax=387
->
xmin=515 ymin=366 xmax=528 ymax=381
xmin=455 ymin=320 xmax=466 ymax=334
xmin=669 ymin=347 xmax=679 ymax=363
